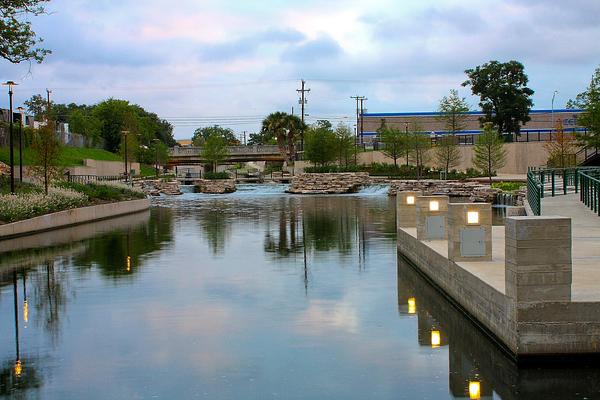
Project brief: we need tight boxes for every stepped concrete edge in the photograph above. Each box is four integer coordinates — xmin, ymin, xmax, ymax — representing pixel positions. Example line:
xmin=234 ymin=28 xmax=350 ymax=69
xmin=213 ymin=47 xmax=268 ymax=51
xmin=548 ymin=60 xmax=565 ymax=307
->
xmin=0 ymin=198 xmax=151 ymax=240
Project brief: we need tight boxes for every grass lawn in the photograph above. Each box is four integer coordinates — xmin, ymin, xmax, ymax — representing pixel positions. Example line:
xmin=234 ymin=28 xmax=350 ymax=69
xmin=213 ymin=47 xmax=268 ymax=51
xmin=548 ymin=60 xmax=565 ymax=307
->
xmin=0 ymin=146 xmax=121 ymax=167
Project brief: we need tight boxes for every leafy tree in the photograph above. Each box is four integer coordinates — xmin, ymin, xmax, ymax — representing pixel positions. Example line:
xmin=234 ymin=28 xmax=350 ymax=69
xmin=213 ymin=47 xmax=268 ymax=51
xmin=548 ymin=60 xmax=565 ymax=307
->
xmin=203 ymin=132 xmax=228 ymax=171
xmin=407 ymin=123 xmax=431 ymax=179
xmin=248 ymin=131 xmax=276 ymax=145
xmin=438 ymin=89 xmax=469 ymax=133
xmin=567 ymin=65 xmax=600 ymax=148
xmin=261 ymin=112 xmax=305 ymax=166
xmin=30 ymin=123 xmax=61 ymax=194
xmin=473 ymin=123 xmax=507 ymax=184
xmin=434 ymin=135 xmax=461 ymax=175
xmin=24 ymin=94 xmax=50 ymax=120
xmin=192 ymin=125 xmax=239 ymax=146
xmin=379 ymin=126 xmax=405 ymax=167
xmin=334 ymin=123 xmax=356 ymax=166
xmin=93 ymin=99 xmax=137 ymax=153
xmin=463 ymin=60 xmax=534 ymax=137
xmin=544 ymin=120 xmax=578 ymax=168
xmin=68 ymin=109 xmax=102 ymax=144
xmin=0 ymin=0 xmax=50 ymax=63
xmin=304 ymin=122 xmax=337 ymax=167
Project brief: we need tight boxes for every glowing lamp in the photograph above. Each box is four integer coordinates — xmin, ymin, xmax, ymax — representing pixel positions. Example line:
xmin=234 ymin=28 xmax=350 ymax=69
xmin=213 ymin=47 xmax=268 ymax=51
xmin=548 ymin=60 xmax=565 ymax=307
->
xmin=431 ymin=330 xmax=441 ymax=348
xmin=429 ymin=200 xmax=439 ymax=211
xmin=407 ymin=297 xmax=416 ymax=314
xmin=467 ymin=211 xmax=480 ymax=224
xmin=469 ymin=381 xmax=481 ymax=399
xmin=406 ymin=195 xmax=415 ymax=205
xmin=23 ymin=300 xmax=28 ymax=323
xmin=14 ymin=360 xmax=22 ymax=377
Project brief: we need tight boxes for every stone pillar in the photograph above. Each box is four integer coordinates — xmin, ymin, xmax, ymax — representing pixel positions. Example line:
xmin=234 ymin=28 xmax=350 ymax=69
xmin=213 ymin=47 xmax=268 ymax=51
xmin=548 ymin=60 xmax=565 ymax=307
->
xmin=397 ymin=191 xmax=422 ymax=229
xmin=448 ymin=203 xmax=492 ymax=262
xmin=416 ymin=196 xmax=450 ymax=240
xmin=505 ymin=216 xmax=572 ymax=302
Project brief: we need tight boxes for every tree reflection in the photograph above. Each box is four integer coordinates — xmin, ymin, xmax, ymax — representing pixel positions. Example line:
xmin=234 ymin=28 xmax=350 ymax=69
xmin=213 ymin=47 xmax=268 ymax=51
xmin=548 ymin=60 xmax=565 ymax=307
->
xmin=194 ymin=201 xmax=232 ymax=255
xmin=72 ymin=208 xmax=174 ymax=278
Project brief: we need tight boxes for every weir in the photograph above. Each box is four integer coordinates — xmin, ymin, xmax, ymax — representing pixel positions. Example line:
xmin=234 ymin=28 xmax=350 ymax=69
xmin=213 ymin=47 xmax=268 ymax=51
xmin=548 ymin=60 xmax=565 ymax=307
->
xmin=396 ymin=191 xmax=600 ymax=360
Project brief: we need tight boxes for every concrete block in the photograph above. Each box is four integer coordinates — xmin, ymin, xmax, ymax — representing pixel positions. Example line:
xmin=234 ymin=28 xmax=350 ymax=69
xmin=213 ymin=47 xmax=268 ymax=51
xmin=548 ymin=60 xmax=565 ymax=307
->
xmin=504 ymin=216 xmax=572 ymax=303
xmin=416 ymin=195 xmax=449 ymax=241
xmin=447 ymin=203 xmax=492 ymax=262
xmin=397 ymin=191 xmax=422 ymax=228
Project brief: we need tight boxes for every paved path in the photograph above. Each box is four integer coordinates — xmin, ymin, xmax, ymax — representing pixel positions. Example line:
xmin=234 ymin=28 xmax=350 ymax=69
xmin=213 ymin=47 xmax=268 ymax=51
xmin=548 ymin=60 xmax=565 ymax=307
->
xmin=542 ymin=193 xmax=600 ymax=301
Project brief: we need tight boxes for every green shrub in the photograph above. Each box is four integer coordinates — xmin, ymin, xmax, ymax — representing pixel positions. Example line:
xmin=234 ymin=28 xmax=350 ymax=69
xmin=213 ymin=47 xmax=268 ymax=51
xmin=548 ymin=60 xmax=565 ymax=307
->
xmin=204 ymin=172 xmax=230 ymax=180
xmin=56 ymin=181 xmax=146 ymax=201
xmin=491 ymin=181 xmax=525 ymax=192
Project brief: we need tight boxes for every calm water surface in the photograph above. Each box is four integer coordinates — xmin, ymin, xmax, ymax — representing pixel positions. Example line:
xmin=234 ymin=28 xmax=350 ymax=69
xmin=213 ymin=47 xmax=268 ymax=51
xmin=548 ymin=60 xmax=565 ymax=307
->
xmin=1 ymin=184 xmax=599 ymax=399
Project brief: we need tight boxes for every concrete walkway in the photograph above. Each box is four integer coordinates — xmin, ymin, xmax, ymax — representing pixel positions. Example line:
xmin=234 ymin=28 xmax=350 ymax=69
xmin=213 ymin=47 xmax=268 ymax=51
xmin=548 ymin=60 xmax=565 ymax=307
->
xmin=542 ymin=193 xmax=600 ymax=302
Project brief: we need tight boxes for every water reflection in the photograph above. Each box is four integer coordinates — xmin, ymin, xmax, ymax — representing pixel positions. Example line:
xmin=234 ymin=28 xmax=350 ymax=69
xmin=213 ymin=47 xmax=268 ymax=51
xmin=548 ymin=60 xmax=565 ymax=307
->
xmin=397 ymin=254 xmax=600 ymax=399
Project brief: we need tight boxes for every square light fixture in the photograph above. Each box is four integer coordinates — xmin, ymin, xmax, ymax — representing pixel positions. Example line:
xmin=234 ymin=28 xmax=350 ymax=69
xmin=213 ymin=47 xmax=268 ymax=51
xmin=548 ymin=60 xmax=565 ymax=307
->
xmin=408 ymin=297 xmax=416 ymax=314
xmin=406 ymin=195 xmax=415 ymax=205
xmin=469 ymin=381 xmax=481 ymax=399
xmin=431 ymin=330 xmax=441 ymax=348
xmin=467 ymin=211 xmax=479 ymax=224
xmin=429 ymin=200 xmax=439 ymax=212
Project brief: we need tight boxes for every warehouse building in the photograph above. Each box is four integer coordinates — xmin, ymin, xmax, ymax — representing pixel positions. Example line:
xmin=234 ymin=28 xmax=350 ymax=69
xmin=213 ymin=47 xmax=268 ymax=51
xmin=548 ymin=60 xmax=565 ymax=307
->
xmin=360 ymin=109 xmax=585 ymax=144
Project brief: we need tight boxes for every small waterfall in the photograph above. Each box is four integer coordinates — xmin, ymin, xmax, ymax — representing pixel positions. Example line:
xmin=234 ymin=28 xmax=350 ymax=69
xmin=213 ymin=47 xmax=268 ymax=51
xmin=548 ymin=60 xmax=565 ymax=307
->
xmin=357 ymin=184 xmax=391 ymax=196
xmin=495 ymin=192 xmax=516 ymax=206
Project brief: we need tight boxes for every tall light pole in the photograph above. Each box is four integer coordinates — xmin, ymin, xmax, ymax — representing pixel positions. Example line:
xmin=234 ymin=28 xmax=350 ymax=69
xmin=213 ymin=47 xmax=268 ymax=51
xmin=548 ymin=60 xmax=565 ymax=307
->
xmin=551 ymin=90 xmax=558 ymax=135
xmin=122 ymin=130 xmax=129 ymax=182
xmin=3 ymin=81 xmax=18 ymax=194
xmin=16 ymin=107 xmax=24 ymax=182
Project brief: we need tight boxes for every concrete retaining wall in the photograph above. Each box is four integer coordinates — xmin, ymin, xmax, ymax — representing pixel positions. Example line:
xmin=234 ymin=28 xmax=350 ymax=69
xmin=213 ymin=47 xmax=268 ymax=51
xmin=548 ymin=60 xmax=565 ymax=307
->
xmin=0 ymin=198 xmax=150 ymax=240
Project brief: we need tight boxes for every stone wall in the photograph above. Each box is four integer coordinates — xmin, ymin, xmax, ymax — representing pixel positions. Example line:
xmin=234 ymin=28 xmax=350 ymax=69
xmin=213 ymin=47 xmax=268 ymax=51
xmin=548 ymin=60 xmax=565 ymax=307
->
xmin=389 ymin=180 xmax=500 ymax=203
xmin=195 ymin=179 xmax=236 ymax=194
xmin=141 ymin=180 xmax=182 ymax=196
xmin=287 ymin=173 xmax=371 ymax=194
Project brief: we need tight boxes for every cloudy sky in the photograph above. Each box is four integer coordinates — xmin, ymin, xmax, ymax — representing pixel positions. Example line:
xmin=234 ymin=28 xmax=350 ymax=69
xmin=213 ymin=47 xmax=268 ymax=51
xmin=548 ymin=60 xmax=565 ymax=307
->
xmin=0 ymin=0 xmax=598 ymax=139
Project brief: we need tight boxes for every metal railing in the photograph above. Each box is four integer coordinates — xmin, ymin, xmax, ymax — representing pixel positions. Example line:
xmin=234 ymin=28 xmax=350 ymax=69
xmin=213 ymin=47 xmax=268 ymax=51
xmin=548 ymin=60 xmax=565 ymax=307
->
xmin=579 ymin=170 xmax=600 ymax=216
xmin=527 ymin=166 xmax=600 ymax=215
xmin=66 ymin=174 xmax=124 ymax=184
xmin=169 ymin=145 xmax=281 ymax=157
xmin=527 ymin=170 xmax=543 ymax=215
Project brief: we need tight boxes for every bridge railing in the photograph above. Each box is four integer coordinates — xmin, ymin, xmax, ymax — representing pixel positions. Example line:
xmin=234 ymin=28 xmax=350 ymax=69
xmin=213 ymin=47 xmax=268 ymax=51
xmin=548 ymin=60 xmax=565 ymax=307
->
xmin=579 ymin=169 xmax=600 ymax=216
xmin=527 ymin=166 xmax=600 ymax=215
xmin=169 ymin=145 xmax=281 ymax=156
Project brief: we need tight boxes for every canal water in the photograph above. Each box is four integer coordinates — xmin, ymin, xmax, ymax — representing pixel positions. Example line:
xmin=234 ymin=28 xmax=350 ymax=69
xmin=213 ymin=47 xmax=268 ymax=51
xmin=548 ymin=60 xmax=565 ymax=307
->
xmin=0 ymin=185 xmax=599 ymax=399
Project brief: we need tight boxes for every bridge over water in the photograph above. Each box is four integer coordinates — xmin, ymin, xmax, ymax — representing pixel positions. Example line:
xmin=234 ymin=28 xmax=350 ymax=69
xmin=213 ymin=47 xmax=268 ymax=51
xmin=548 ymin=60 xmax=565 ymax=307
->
xmin=168 ymin=145 xmax=285 ymax=167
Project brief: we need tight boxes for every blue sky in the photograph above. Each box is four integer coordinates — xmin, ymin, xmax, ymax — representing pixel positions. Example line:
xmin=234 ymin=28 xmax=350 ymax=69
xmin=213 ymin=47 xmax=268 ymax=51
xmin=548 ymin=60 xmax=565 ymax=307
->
xmin=0 ymin=0 xmax=598 ymax=139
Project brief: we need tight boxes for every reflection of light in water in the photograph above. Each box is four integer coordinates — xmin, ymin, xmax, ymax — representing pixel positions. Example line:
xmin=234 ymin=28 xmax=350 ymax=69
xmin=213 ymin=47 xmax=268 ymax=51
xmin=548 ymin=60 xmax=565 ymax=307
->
xmin=469 ymin=381 xmax=481 ymax=399
xmin=126 ymin=256 xmax=131 ymax=272
xmin=23 ymin=300 xmax=28 ymax=323
xmin=14 ymin=360 xmax=22 ymax=377
xmin=431 ymin=330 xmax=440 ymax=348
xmin=408 ymin=297 xmax=416 ymax=314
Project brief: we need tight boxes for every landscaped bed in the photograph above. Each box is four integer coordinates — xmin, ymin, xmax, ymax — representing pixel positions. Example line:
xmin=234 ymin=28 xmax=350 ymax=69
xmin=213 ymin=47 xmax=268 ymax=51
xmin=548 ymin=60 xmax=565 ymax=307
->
xmin=0 ymin=176 xmax=146 ymax=224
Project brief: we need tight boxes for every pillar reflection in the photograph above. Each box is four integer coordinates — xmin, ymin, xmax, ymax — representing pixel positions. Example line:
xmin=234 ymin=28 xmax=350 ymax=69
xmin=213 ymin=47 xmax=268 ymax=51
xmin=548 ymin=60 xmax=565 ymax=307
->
xmin=397 ymin=253 xmax=600 ymax=399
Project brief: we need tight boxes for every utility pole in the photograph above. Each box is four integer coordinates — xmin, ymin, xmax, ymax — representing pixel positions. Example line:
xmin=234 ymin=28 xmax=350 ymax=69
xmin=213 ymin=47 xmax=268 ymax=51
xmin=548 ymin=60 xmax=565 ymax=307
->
xmin=359 ymin=97 xmax=367 ymax=145
xmin=243 ymin=131 xmax=247 ymax=145
xmin=297 ymin=79 xmax=310 ymax=150
xmin=350 ymin=95 xmax=365 ymax=148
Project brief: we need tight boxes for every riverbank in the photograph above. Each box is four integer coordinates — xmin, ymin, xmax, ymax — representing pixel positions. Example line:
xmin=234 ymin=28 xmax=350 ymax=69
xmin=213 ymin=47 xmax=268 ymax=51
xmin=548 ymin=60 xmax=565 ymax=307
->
xmin=0 ymin=198 xmax=150 ymax=239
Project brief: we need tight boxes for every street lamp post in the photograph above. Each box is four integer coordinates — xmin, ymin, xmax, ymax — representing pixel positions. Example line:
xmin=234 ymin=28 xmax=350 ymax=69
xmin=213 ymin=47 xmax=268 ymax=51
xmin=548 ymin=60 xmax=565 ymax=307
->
xmin=16 ymin=107 xmax=24 ymax=183
xmin=3 ymin=81 xmax=18 ymax=194
xmin=551 ymin=90 xmax=558 ymax=138
xmin=122 ymin=130 xmax=129 ymax=183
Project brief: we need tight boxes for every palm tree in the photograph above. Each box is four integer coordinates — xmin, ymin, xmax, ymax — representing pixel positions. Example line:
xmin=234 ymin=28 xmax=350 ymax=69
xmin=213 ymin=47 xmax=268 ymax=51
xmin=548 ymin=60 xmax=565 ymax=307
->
xmin=261 ymin=112 xmax=305 ymax=166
